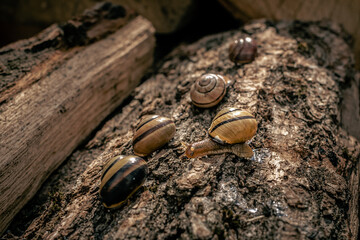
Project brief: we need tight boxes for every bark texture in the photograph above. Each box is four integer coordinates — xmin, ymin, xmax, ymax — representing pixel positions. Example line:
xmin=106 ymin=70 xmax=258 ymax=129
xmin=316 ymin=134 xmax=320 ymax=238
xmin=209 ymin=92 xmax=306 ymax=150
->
xmin=218 ymin=0 xmax=360 ymax=69
xmin=0 ymin=3 xmax=155 ymax=234
xmin=2 ymin=20 xmax=359 ymax=240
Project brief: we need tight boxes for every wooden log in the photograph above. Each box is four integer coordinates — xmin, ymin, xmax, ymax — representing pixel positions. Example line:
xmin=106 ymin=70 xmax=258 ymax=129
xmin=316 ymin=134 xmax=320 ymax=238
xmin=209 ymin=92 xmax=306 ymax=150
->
xmin=2 ymin=20 xmax=359 ymax=240
xmin=0 ymin=3 xmax=155 ymax=234
xmin=217 ymin=0 xmax=360 ymax=69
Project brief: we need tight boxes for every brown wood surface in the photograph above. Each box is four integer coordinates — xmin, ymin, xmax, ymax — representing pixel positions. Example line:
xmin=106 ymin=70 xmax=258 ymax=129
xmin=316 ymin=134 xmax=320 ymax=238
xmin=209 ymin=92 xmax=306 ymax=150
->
xmin=2 ymin=20 xmax=358 ymax=239
xmin=218 ymin=0 xmax=360 ymax=69
xmin=0 ymin=3 xmax=155 ymax=234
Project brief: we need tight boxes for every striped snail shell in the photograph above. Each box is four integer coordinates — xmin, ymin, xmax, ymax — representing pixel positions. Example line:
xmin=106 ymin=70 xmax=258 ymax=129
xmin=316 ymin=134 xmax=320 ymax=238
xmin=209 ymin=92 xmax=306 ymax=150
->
xmin=209 ymin=107 xmax=257 ymax=144
xmin=133 ymin=115 xmax=176 ymax=157
xmin=190 ymin=73 xmax=231 ymax=108
xmin=99 ymin=155 xmax=148 ymax=208
xmin=185 ymin=107 xmax=257 ymax=158
xmin=229 ymin=37 xmax=257 ymax=64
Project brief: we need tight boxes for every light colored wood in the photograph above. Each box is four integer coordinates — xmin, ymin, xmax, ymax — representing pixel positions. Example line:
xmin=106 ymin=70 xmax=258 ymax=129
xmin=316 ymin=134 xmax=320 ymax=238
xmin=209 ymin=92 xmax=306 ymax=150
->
xmin=218 ymin=0 xmax=360 ymax=67
xmin=0 ymin=16 xmax=155 ymax=234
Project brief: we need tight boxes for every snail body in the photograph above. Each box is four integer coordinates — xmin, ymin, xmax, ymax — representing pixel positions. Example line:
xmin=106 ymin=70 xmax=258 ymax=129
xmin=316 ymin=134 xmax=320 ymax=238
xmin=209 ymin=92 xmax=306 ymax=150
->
xmin=190 ymin=73 xmax=231 ymax=108
xmin=229 ymin=37 xmax=257 ymax=64
xmin=99 ymin=155 xmax=148 ymax=208
xmin=185 ymin=138 xmax=253 ymax=158
xmin=133 ymin=115 xmax=176 ymax=157
xmin=185 ymin=107 xmax=257 ymax=158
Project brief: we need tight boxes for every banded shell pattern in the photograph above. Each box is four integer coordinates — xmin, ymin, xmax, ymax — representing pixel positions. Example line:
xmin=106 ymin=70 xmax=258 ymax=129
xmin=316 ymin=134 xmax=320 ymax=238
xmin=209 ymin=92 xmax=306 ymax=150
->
xmin=133 ymin=115 xmax=176 ymax=156
xmin=229 ymin=37 xmax=257 ymax=64
xmin=99 ymin=155 xmax=148 ymax=208
xmin=209 ymin=107 xmax=257 ymax=144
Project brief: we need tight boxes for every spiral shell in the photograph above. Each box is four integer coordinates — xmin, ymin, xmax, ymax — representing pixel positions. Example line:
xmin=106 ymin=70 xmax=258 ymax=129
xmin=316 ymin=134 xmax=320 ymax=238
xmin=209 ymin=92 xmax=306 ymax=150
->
xmin=100 ymin=155 xmax=148 ymax=208
xmin=229 ymin=37 xmax=257 ymax=64
xmin=190 ymin=73 xmax=231 ymax=108
xmin=133 ymin=115 xmax=176 ymax=156
xmin=208 ymin=107 xmax=257 ymax=144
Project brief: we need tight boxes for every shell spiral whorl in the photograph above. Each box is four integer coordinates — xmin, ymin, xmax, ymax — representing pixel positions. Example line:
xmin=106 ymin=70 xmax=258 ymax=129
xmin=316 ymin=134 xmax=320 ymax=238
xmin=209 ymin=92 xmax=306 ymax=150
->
xmin=190 ymin=73 xmax=230 ymax=108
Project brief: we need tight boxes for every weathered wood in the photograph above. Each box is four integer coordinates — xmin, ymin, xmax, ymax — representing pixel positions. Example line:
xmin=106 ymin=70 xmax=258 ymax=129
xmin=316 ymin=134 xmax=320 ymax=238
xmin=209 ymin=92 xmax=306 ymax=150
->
xmin=218 ymin=0 xmax=360 ymax=69
xmin=0 ymin=3 xmax=155 ymax=234
xmin=2 ymin=20 xmax=359 ymax=240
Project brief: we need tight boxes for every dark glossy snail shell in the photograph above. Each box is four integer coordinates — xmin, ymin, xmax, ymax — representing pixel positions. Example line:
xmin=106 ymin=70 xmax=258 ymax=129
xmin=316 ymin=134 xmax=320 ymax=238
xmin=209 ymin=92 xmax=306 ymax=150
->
xmin=208 ymin=107 xmax=257 ymax=144
xmin=190 ymin=73 xmax=231 ymax=108
xmin=99 ymin=155 xmax=148 ymax=208
xmin=229 ymin=37 xmax=257 ymax=64
xmin=133 ymin=115 xmax=176 ymax=156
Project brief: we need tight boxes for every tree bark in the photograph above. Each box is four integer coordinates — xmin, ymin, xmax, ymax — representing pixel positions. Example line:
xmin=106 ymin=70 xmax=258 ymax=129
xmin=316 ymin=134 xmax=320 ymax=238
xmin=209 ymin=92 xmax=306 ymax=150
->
xmin=218 ymin=0 xmax=360 ymax=70
xmin=0 ymin=3 xmax=155 ymax=235
xmin=2 ymin=20 xmax=359 ymax=240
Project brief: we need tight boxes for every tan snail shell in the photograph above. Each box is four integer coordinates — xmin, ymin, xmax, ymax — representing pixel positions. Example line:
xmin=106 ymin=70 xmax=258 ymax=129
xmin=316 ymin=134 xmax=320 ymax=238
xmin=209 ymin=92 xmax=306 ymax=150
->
xmin=133 ymin=115 xmax=176 ymax=157
xmin=185 ymin=107 xmax=257 ymax=158
xmin=229 ymin=37 xmax=257 ymax=64
xmin=209 ymin=107 xmax=257 ymax=144
xmin=190 ymin=73 xmax=231 ymax=108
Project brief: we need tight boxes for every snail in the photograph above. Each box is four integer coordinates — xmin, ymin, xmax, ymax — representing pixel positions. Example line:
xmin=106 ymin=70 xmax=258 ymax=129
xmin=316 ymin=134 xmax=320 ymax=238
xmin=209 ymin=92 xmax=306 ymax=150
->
xmin=229 ymin=37 xmax=257 ymax=64
xmin=99 ymin=155 xmax=148 ymax=208
xmin=190 ymin=73 xmax=231 ymax=108
xmin=185 ymin=107 xmax=257 ymax=158
xmin=133 ymin=115 xmax=176 ymax=156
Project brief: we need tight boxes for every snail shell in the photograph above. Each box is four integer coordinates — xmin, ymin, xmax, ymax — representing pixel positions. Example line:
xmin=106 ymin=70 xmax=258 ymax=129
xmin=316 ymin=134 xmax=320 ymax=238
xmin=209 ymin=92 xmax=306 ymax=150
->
xmin=185 ymin=107 xmax=257 ymax=158
xmin=229 ymin=37 xmax=257 ymax=64
xmin=209 ymin=107 xmax=257 ymax=144
xmin=190 ymin=73 xmax=231 ymax=108
xmin=133 ymin=115 xmax=176 ymax=156
xmin=99 ymin=155 xmax=148 ymax=208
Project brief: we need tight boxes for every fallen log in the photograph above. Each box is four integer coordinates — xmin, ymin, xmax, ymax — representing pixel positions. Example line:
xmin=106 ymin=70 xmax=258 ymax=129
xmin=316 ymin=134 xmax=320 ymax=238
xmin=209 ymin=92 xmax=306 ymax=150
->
xmin=2 ymin=20 xmax=359 ymax=240
xmin=0 ymin=3 xmax=155 ymax=234
xmin=217 ymin=0 xmax=360 ymax=69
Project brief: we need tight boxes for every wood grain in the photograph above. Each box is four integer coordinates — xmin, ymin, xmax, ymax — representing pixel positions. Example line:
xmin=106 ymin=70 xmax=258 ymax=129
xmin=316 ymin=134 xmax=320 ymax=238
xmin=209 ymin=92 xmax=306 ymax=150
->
xmin=0 ymin=15 xmax=155 ymax=234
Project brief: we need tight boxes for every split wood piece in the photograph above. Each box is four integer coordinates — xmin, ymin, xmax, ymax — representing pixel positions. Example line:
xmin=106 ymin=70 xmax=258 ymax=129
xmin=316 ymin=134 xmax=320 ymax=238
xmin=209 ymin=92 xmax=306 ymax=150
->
xmin=218 ymin=0 xmax=360 ymax=69
xmin=2 ymin=20 xmax=359 ymax=240
xmin=0 ymin=15 xmax=155 ymax=234
xmin=0 ymin=2 xmax=137 ymax=104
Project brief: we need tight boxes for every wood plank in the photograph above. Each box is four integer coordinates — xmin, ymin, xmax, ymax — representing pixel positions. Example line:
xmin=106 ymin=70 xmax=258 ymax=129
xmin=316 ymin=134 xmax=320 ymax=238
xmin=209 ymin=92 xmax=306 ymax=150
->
xmin=0 ymin=14 xmax=155 ymax=234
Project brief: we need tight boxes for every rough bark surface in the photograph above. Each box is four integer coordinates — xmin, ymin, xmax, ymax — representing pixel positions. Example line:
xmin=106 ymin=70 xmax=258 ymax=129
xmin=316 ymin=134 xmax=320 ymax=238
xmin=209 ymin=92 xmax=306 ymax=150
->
xmin=218 ymin=0 xmax=360 ymax=70
xmin=3 ymin=20 xmax=359 ymax=240
xmin=0 ymin=3 xmax=155 ymax=234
